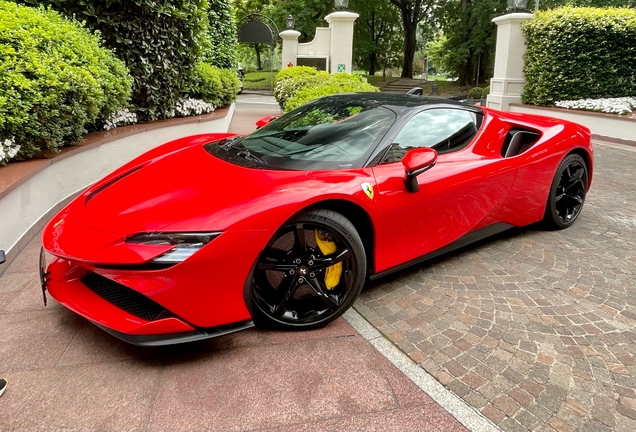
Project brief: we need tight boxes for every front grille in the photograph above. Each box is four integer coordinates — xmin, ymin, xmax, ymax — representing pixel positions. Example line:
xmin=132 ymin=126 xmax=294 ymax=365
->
xmin=81 ymin=272 xmax=170 ymax=321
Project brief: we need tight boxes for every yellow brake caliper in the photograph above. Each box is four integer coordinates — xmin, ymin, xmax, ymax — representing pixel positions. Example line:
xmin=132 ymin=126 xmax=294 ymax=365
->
xmin=314 ymin=230 xmax=342 ymax=290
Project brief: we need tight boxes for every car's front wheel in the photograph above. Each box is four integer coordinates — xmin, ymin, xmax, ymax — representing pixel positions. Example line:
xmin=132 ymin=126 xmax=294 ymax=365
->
xmin=544 ymin=153 xmax=588 ymax=229
xmin=250 ymin=209 xmax=366 ymax=330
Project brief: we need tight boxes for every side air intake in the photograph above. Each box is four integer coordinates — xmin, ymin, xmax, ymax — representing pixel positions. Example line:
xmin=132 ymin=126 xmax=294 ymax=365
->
xmin=501 ymin=129 xmax=541 ymax=158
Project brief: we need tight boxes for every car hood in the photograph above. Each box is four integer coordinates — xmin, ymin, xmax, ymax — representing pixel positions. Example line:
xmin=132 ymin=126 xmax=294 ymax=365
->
xmin=69 ymin=142 xmax=370 ymax=235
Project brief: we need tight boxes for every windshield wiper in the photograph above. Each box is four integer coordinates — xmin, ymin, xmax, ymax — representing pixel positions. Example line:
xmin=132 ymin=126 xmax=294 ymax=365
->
xmin=236 ymin=149 xmax=268 ymax=165
xmin=220 ymin=135 xmax=244 ymax=150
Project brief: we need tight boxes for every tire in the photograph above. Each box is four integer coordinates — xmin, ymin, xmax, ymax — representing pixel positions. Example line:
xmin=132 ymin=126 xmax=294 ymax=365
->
xmin=544 ymin=154 xmax=588 ymax=230
xmin=250 ymin=209 xmax=366 ymax=330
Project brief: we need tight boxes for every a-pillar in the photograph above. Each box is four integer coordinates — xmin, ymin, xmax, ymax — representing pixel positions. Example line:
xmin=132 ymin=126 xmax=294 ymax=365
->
xmin=325 ymin=11 xmax=358 ymax=74
xmin=280 ymin=29 xmax=301 ymax=69
xmin=486 ymin=13 xmax=533 ymax=111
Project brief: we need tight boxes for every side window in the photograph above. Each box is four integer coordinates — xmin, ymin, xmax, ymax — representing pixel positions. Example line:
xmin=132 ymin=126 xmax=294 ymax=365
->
xmin=387 ymin=109 xmax=480 ymax=162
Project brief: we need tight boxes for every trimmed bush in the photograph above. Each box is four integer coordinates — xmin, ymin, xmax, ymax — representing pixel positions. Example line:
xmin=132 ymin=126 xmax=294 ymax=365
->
xmin=0 ymin=1 xmax=131 ymax=159
xmin=274 ymin=66 xmax=329 ymax=109
xmin=189 ymin=63 xmax=223 ymax=107
xmin=468 ymin=87 xmax=483 ymax=99
xmin=20 ymin=0 xmax=210 ymax=120
xmin=482 ymin=86 xmax=490 ymax=98
xmin=217 ymin=68 xmax=240 ymax=106
xmin=522 ymin=7 xmax=636 ymax=106
xmin=285 ymin=73 xmax=379 ymax=112
xmin=189 ymin=63 xmax=238 ymax=108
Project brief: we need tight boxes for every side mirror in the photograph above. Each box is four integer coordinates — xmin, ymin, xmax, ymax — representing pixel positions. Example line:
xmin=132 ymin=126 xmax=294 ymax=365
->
xmin=255 ymin=115 xmax=280 ymax=129
xmin=402 ymin=147 xmax=437 ymax=193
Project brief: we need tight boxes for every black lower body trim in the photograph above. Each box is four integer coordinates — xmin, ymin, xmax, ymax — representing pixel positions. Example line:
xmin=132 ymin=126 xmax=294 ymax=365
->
xmin=92 ymin=320 xmax=255 ymax=347
xmin=370 ymin=223 xmax=514 ymax=281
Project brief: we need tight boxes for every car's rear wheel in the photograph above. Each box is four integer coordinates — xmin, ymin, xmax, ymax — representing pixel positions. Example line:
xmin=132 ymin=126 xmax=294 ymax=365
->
xmin=250 ymin=209 xmax=366 ymax=330
xmin=544 ymin=154 xmax=588 ymax=229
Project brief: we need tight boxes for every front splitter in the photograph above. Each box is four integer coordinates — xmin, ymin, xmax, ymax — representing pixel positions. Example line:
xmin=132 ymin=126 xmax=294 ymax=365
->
xmin=92 ymin=319 xmax=255 ymax=347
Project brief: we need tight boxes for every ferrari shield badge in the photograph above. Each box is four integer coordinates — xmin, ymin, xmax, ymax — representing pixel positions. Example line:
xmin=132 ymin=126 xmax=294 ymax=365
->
xmin=361 ymin=183 xmax=374 ymax=200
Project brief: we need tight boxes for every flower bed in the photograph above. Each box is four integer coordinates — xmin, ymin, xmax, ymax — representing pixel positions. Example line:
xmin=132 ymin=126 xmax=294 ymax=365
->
xmin=555 ymin=97 xmax=636 ymax=116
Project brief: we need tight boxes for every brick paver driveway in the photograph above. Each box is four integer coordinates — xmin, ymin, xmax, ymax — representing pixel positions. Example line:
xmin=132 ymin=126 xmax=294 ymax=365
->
xmin=355 ymin=142 xmax=636 ymax=432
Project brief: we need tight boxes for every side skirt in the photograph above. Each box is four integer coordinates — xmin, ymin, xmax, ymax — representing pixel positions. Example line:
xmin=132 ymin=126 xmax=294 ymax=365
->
xmin=369 ymin=223 xmax=514 ymax=282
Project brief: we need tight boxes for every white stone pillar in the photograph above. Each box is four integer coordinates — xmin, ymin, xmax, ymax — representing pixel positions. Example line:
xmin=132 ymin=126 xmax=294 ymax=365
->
xmin=280 ymin=30 xmax=301 ymax=69
xmin=486 ymin=13 xmax=533 ymax=111
xmin=324 ymin=11 xmax=359 ymax=74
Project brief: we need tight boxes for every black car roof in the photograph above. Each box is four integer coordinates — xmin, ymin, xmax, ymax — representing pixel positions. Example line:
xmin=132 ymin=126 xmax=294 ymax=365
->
xmin=316 ymin=92 xmax=483 ymax=115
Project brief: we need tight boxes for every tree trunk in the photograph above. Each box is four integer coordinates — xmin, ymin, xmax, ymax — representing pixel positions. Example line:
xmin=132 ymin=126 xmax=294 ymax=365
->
xmin=458 ymin=53 xmax=473 ymax=86
xmin=401 ymin=19 xmax=417 ymax=78
xmin=255 ymin=44 xmax=262 ymax=71
xmin=369 ymin=52 xmax=377 ymax=75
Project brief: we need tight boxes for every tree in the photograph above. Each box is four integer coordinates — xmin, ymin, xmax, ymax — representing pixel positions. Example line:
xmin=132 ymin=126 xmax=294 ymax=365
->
xmin=389 ymin=0 xmax=438 ymax=78
xmin=351 ymin=0 xmax=403 ymax=75
xmin=434 ymin=0 xmax=506 ymax=85
xmin=206 ymin=0 xmax=237 ymax=69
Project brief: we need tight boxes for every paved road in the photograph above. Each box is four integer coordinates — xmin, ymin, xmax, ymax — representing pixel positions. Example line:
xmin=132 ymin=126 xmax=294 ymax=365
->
xmin=355 ymin=141 xmax=636 ymax=432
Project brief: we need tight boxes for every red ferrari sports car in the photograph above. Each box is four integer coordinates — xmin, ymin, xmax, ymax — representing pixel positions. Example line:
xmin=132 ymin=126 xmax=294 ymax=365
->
xmin=40 ymin=93 xmax=593 ymax=346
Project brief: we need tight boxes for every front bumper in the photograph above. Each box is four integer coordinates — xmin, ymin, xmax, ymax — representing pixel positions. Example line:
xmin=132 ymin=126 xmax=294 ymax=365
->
xmin=41 ymin=229 xmax=271 ymax=345
xmin=43 ymin=256 xmax=255 ymax=345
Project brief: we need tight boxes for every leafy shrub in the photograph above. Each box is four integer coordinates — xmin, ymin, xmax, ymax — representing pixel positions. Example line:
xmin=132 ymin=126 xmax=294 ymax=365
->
xmin=204 ymin=0 xmax=236 ymax=69
xmin=522 ymin=7 xmax=636 ymax=106
xmin=274 ymin=66 xmax=329 ymax=109
xmin=20 ymin=0 xmax=210 ymax=121
xmin=482 ymin=86 xmax=490 ymax=98
xmin=189 ymin=63 xmax=238 ymax=107
xmin=0 ymin=1 xmax=131 ymax=159
xmin=468 ymin=87 xmax=484 ymax=99
xmin=189 ymin=63 xmax=224 ymax=107
xmin=217 ymin=68 xmax=240 ymax=106
xmin=285 ymin=73 xmax=379 ymax=112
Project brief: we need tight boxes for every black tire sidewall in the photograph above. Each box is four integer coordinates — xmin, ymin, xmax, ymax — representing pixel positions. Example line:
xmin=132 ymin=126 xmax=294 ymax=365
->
xmin=250 ymin=209 xmax=367 ymax=330
xmin=545 ymin=154 xmax=588 ymax=230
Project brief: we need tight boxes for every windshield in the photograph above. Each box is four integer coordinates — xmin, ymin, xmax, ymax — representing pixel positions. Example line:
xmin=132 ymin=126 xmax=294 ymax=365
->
xmin=208 ymin=96 xmax=396 ymax=170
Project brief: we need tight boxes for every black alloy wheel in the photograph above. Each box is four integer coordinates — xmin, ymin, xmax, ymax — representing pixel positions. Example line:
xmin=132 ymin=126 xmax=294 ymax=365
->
xmin=250 ymin=209 xmax=366 ymax=330
xmin=544 ymin=154 xmax=588 ymax=229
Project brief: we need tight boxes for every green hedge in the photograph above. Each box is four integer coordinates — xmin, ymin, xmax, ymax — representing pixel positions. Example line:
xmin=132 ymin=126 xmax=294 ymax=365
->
xmin=284 ymin=73 xmax=379 ymax=112
xmin=20 ymin=0 xmax=210 ymax=121
xmin=0 ymin=1 xmax=131 ymax=159
xmin=204 ymin=0 xmax=236 ymax=69
xmin=189 ymin=63 xmax=239 ymax=107
xmin=273 ymin=66 xmax=329 ymax=110
xmin=522 ymin=7 xmax=636 ymax=106
xmin=468 ymin=87 xmax=483 ymax=99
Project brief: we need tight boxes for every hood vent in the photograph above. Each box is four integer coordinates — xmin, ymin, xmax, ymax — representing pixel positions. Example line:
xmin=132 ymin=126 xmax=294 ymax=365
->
xmin=85 ymin=165 xmax=143 ymax=205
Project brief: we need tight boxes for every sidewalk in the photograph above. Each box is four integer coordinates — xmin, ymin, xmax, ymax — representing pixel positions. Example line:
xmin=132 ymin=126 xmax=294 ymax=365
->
xmin=0 ymin=95 xmax=478 ymax=431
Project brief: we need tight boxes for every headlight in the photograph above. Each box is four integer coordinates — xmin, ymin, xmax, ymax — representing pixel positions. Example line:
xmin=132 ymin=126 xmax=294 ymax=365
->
xmin=126 ymin=232 xmax=222 ymax=264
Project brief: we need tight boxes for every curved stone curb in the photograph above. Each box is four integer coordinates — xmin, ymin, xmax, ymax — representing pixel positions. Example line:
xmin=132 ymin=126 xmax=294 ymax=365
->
xmin=344 ymin=308 xmax=502 ymax=432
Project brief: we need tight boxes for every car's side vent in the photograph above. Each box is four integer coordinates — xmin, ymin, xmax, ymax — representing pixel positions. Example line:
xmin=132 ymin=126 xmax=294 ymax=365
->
xmin=501 ymin=129 xmax=541 ymax=158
